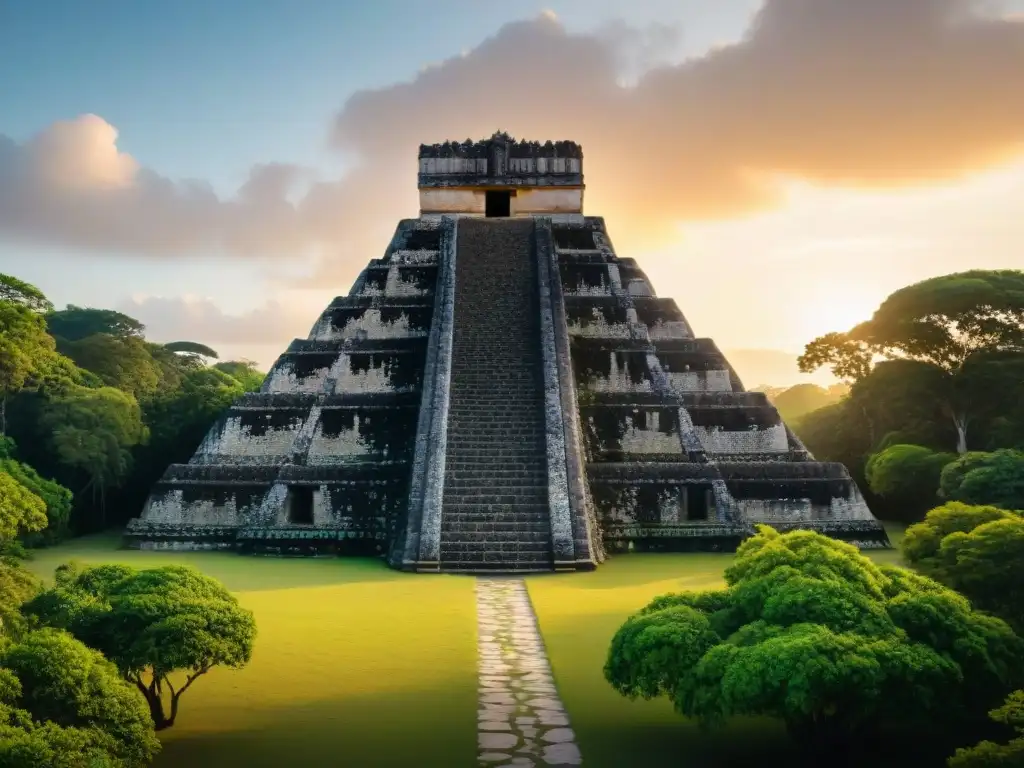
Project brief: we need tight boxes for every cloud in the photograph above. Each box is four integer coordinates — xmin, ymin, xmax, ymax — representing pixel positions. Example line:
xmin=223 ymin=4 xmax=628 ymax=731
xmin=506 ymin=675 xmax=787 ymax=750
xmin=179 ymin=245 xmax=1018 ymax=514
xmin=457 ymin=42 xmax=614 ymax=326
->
xmin=2 ymin=1 xmax=1023 ymax=274
xmin=118 ymin=295 xmax=319 ymax=347
xmin=0 ymin=116 xmax=310 ymax=259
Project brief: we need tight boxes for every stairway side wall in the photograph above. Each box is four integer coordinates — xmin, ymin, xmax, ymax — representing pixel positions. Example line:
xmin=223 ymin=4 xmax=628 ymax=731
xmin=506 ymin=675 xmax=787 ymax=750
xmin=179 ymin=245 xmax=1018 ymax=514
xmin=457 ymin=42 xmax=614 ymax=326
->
xmin=398 ymin=216 xmax=458 ymax=569
xmin=535 ymin=217 xmax=602 ymax=568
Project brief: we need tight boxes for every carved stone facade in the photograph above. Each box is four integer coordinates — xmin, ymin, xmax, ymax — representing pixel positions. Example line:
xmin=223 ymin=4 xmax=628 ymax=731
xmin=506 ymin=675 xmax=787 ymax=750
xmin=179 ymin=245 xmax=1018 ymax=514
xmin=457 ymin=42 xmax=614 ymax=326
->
xmin=126 ymin=136 xmax=888 ymax=566
xmin=418 ymin=132 xmax=585 ymax=217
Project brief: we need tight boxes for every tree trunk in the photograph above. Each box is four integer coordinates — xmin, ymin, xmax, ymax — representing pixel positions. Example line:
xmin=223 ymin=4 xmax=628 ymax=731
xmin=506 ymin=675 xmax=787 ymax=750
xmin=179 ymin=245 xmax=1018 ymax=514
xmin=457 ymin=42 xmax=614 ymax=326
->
xmin=1 ymin=395 xmax=6 ymax=436
xmin=952 ymin=413 xmax=968 ymax=455
xmin=141 ymin=678 xmax=176 ymax=731
xmin=787 ymin=713 xmax=858 ymax=767
xmin=145 ymin=691 xmax=173 ymax=730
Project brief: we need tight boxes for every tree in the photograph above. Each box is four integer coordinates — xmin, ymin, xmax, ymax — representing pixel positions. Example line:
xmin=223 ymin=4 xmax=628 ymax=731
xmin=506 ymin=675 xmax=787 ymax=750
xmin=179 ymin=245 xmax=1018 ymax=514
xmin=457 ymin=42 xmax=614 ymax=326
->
xmin=45 ymin=306 xmax=145 ymax=342
xmin=213 ymin=360 xmax=265 ymax=392
xmin=798 ymin=271 xmax=1024 ymax=453
xmin=0 ymin=302 xmax=61 ymax=435
xmin=24 ymin=563 xmax=257 ymax=731
xmin=0 ymin=474 xmax=47 ymax=543
xmin=903 ymin=503 xmax=1024 ymax=633
xmin=864 ymin=444 xmax=956 ymax=522
xmin=0 ymin=438 xmax=73 ymax=545
xmin=36 ymin=386 xmax=148 ymax=527
xmin=604 ymin=527 xmax=1024 ymax=763
xmin=0 ymin=628 xmax=160 ymax=766
xmin=950 ymin=689 xmax=1024 ymax=767
xmin=0 ymin=438 xmax=73 ymax=548
xmin=940 ymin=450 xmax=1024 ymax=511
xmin=56 ymin=334 xmax=162 ymax=398
xmin=0 ymin=559 xmax=41 ymax=639
xmin=0 ymin=274 xmax=52 ymax=314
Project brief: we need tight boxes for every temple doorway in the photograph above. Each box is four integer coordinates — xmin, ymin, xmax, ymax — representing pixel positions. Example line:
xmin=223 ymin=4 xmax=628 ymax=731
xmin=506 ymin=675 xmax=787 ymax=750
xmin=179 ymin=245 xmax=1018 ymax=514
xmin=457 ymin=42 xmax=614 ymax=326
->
xmin=485 ymin=190 xmax=511 ymax=217
xmin=286 ymin=486 xmax=314 ymax=525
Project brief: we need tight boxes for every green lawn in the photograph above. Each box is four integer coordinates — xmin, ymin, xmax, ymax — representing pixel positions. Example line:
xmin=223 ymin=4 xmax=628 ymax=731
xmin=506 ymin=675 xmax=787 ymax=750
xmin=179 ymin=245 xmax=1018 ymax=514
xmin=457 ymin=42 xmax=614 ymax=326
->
xmin=23 ymin=535 xmax=479 ymax=768
xmin=19 ymin=526 xmax=911 ymax=767
xmin=526 ymin=525 xmax=909 ymax=768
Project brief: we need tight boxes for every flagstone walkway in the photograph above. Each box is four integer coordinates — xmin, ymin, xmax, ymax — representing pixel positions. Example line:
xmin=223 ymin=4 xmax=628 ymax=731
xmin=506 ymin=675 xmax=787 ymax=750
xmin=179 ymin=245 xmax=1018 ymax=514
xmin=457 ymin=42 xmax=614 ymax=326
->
xmin=476 ymin=578 xmax=582 ymax=767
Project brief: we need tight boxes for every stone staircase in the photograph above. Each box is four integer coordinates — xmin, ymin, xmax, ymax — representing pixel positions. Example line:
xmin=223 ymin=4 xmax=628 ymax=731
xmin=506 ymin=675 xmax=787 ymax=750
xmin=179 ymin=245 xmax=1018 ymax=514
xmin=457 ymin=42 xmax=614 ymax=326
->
xmin=439 ymin=218 xmax=555 ymax=571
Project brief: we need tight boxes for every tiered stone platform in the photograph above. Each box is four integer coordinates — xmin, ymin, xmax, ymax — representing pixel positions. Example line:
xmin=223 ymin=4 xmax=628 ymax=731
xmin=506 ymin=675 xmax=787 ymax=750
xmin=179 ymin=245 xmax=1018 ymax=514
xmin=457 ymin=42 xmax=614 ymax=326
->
xmin=126 ymin=133 xmax=888 ymax=568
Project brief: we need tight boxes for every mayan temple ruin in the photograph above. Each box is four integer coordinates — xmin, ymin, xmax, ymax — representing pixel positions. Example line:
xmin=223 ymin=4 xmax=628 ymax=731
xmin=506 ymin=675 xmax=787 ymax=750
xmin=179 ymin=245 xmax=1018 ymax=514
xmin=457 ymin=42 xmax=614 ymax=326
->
xmin=125 ymin=132 xmax=890 ymax=571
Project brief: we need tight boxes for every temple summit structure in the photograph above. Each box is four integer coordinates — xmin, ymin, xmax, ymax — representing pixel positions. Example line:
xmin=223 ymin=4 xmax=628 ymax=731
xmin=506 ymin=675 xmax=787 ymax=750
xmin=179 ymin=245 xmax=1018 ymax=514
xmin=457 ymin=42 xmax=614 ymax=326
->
xmin=126 ymin=132 xmax=889 ymax=571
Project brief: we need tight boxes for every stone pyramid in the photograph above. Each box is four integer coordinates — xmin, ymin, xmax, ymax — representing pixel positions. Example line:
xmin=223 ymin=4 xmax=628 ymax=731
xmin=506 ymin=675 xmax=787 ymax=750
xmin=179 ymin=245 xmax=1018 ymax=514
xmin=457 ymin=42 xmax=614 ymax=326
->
xmin=126 ymin=133 xmax=889 ymax=571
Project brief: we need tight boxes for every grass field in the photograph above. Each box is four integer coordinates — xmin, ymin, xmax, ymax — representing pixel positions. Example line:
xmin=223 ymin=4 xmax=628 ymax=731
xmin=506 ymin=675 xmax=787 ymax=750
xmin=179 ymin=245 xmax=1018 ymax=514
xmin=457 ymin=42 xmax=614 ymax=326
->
xmin=20 ymin=525 xmax=908 ymax=767
xmin=23 ymin=535 xmax=479 ymax=768
xmin=526 ymin=523 xmax=908 ymax=768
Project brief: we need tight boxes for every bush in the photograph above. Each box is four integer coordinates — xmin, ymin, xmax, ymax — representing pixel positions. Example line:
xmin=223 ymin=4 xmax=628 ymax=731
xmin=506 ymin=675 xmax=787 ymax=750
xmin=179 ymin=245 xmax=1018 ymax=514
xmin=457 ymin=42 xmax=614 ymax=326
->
xmin=940 ymin=450 xmax=1024 ymax=511
xmin=903 ymin=502 xmax=1024 ymax=633
xmin=865 ymin=444 xmax=956 ymax=522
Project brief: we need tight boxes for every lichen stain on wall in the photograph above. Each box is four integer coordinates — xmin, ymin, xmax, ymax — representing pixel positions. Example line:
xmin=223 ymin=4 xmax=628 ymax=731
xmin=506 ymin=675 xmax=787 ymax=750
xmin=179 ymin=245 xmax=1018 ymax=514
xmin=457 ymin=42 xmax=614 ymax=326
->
xmin=695 ymin=423 xmax=789 ymax=454
xmin=145 ymin=489 xmax=246 ymax=526
xmin=665 ymin=370 xmax=733 ymax=393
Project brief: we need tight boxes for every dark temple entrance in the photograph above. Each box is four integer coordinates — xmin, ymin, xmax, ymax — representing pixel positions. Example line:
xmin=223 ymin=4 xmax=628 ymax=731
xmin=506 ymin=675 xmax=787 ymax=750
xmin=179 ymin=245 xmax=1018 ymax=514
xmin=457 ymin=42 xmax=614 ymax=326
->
xmin=286 ymin=486 xmax=314 ymax=525
xmin=485 ymin=190 xmax=511 ymax=218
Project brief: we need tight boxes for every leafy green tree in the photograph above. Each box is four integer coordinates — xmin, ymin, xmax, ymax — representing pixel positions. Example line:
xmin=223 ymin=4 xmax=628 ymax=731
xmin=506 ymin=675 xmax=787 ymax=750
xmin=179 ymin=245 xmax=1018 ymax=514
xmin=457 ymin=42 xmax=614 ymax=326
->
xmin=0 ymin=474 xmax=47 ymax=543
xmin=799 ymin=271 xmax=1024 ymax=453
xmin=0 ymin=438 xmax=73 ymax=545
xmin=0 ymin=302 xmax=60 ymax=435
xmin=0 ymin=628 xmax=160 ymax=766
xmin=901 ymin=502 xmax=1015 ymax=566
xmin=24 ymin=563 xmax=256 ymax=731
xmin=36 ymin=387 xmax=148 ymax=526
xmin=45 ymin=306 xmax=145 ymax=342
xmin=56 ymin=334 xmax=162 ymax=398
xmin=865 ymin=444 xmax=956 ymax=522
xmin=0 ymin=559 xmax=41 ymax=639
xmin=213 ymin=360 xmax=264 ymax=392
xmin=605 ymin=527 xmax=1024 ymax=762
xmin=950 ymin=690 xmax=1024 ymax=767
xmin=903 ymin=503 xmax=1024 ymax=633
xmin=0 ymin=274 xmax=52 ymax=314
xmin=940 ymin=450 xmax=1024 ymax=510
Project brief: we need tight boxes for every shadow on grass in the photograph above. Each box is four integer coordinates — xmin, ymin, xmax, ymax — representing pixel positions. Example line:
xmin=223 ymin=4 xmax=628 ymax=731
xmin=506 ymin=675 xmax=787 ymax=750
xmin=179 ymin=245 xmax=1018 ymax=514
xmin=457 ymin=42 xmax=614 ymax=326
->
xmin=22 ymin=532 xmax=417 ymax=591
xmin=155 ymin=683 xmax=476 ymax=768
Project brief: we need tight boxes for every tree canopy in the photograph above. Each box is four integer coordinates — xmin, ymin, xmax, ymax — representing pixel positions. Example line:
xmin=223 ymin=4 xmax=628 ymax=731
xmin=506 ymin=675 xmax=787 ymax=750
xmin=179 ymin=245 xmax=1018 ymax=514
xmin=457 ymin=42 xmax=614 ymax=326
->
xmin=0 ymin=474 xmax=48 ymax=544
xmin=0 ymin=628 xmax=160 ymax=767
xmin=798 ymin=271 xmax=1024 ymax=454
xmin=0 ymin=439 xmax=73 ymax=545
xmin=940 ymin=450 xmax=1024 ymax=511
xmin=24 ymin=563 xmax=257 ymax=731
xmin=864 ymin=444 xmax=955 ymax=522
xmin=0 ymin=274 xmax=52 ymax=314
xmin=902 ymin=502 xmax=1024 ymax=634
xmin=45 ymin=306 xmax=145 ymax=343
xmin=604 ymin=527 xmax=1024 ymax=761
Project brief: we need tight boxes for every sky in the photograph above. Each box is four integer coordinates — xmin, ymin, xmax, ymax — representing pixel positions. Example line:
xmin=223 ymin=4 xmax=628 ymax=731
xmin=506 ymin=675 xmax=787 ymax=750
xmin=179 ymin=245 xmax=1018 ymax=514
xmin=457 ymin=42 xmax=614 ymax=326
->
xmin=2 ymin=0 xmax=1024 ymax=386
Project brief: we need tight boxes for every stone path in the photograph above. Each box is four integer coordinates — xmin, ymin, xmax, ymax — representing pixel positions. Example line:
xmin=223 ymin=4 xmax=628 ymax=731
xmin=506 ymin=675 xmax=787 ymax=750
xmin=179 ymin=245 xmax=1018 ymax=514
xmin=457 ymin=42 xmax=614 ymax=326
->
xmin=476 ymin=578 xmax=582 ymax=767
